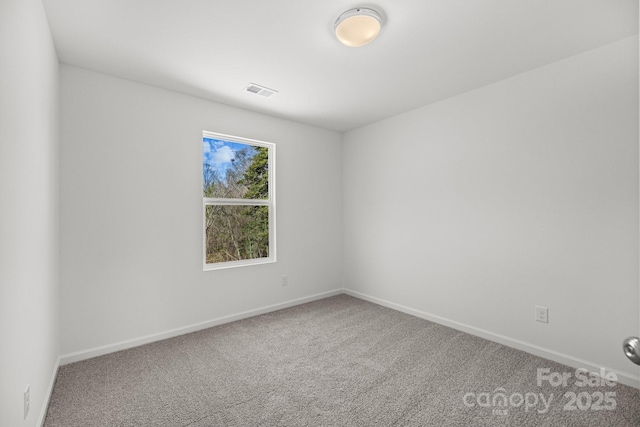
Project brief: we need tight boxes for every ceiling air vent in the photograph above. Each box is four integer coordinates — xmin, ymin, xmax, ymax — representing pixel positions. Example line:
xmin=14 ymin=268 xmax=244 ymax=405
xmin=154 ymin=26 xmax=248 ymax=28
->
xmin=244 ymin=83 xmax=278 ymax=98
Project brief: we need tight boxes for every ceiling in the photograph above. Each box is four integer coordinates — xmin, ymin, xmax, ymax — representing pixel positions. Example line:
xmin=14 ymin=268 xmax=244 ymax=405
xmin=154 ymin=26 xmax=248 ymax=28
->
xmin=42 ymin=1 xmax=638 ymax=133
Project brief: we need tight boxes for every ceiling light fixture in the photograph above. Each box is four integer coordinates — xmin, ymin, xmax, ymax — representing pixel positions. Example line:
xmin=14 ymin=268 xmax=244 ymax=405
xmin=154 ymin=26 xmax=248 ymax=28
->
xmin=334 ymin=7 xmax=383 ymax=47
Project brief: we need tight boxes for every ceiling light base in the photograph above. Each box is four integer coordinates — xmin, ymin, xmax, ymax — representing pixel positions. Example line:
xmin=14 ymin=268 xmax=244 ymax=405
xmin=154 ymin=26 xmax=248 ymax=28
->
xmin=334 ymin=7 xmax=383 ymax=47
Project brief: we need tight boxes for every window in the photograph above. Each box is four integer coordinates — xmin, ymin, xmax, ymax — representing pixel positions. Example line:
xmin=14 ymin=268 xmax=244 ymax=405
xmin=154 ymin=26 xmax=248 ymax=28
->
xmin=202 ymin=131 xmax=275 ymax=270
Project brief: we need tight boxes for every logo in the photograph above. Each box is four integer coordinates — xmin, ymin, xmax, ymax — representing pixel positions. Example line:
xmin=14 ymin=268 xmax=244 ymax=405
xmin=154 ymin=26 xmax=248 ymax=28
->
xmin=461 ymin=368 xmax=618 ymax=416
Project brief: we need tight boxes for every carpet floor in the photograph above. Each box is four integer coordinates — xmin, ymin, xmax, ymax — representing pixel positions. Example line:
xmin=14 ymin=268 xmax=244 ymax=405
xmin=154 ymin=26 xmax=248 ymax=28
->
xmin=44 ymin=294 xmax=640 ymax=426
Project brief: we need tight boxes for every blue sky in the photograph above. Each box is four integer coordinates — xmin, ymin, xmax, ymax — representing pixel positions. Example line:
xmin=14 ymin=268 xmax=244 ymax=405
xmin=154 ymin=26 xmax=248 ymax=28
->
xmin=203 ymin=137 xmax=254 ymax=181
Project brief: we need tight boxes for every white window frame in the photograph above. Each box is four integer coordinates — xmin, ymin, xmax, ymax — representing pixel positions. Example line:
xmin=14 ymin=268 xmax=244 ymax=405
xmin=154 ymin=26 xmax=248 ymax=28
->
xmin=202 ymin=131 xmax=276 ymax=270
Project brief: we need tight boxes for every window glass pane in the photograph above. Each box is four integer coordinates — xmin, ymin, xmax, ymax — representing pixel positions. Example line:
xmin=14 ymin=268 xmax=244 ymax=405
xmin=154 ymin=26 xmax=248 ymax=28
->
xmin=203 ymin=138 xmax=269 ymax=199
xmin=205 ymin=205 xmax=269 ymax=264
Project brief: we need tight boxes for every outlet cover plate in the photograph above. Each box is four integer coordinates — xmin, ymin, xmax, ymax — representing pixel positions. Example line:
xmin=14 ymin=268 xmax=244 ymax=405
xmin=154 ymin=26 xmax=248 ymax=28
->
xmin=535 ymin=306 xmax=548 ymax=323
xmin=24 ymin=385 xmax=30 ymax=419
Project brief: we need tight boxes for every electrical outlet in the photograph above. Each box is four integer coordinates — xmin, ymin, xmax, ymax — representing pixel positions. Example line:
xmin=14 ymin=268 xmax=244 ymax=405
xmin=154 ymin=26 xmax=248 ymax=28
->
xmin=535 ymin=306 xmax=548 ymax=323
xmin=282 ymin=275 xmax=288 ymax=286
xmin=24 ymin=385 xmax=30 ymax=419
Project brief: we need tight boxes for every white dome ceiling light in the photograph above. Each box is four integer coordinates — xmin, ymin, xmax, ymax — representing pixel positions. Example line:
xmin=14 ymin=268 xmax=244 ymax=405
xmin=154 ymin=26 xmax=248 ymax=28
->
xmin=334 ymin=7 xmax=383 ymax=47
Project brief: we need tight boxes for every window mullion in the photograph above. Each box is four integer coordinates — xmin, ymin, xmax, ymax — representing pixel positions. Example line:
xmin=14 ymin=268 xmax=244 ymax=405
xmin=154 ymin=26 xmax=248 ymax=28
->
xmin=204 ymin=198 xmax=270 ymax=206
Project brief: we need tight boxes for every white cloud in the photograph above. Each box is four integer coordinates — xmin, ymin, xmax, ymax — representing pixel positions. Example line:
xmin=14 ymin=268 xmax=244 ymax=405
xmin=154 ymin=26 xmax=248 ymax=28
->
xmin=211 ymin=145 xmax=235 ymax=165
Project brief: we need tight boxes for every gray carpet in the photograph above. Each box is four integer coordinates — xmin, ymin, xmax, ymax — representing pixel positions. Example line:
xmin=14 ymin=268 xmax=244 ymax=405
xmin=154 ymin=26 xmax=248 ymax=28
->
xmin=45 ymin=294 xmax=640 ymax=426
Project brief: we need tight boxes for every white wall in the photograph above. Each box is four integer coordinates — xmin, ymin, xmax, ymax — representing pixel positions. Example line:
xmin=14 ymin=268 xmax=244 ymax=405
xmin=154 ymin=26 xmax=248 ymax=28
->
xmin=343 ymin=36 xmax=639 ymax=383
xmin=59 ymin=66 xmax=343 ymax=357
xmin=0 ymin=0 xmax=60 ymax=425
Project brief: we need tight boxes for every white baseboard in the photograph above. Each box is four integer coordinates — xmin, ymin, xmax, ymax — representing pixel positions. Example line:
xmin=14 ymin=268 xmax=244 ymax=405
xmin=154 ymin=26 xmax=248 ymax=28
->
xmin=344 ymin=289 xmax=640 ymax=389
xmin=60 ymin=289 xmax=343 ymax=366
xmin=55 ymin=287 xmax=640 ymax=390
xmin=38 ymin=356 xmax=60 ymax=427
